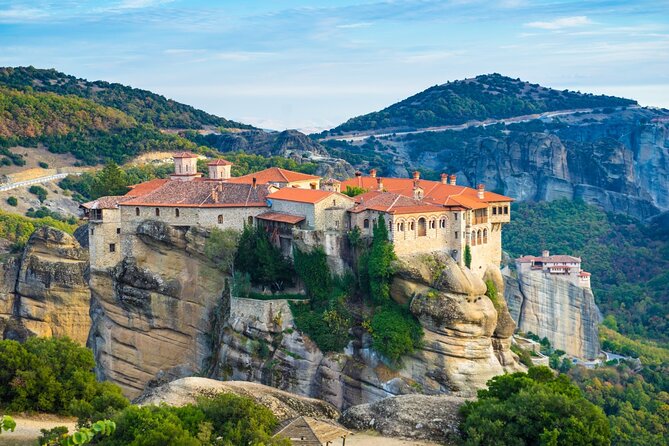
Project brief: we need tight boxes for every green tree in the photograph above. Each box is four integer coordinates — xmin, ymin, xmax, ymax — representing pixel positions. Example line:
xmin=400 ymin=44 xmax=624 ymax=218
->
xmin=204 ymin=228 xmax=241 ymax=274
xmin=460 ymin=367 xmax=611 ymax=446
xmin=92 ymin=161 xmax=128 ymax=198
xmin=6 ymin=196 xmax=17 ymax=206
xmin=464 ymin=244 xmax=472 ymax=269
xmin=367 ymin=215 xmax=396 ymax=303
xmin=29 ymin=185 xmax=48 ymax=202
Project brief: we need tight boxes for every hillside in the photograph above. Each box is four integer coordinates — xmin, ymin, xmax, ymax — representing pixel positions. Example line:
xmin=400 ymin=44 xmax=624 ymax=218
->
xmin=0 ymin=66 xmax=251 ymax=130
xmin=325 ymin=73 xmax=636 ymax=134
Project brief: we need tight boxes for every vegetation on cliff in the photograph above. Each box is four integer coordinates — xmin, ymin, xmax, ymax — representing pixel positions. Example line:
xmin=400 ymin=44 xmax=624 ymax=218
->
xmin=324 ymin=74 xmax=635 ymax=134
xmin=503 ymin=199 xmax=669 ymax=345
xmin=0 ymin=209 xmax=78 ymax=249
xmin=460 ymin=366 xmax=610 ymax=446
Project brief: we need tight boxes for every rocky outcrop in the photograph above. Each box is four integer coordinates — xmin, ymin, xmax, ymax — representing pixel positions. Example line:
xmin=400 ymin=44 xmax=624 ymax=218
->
xmin=88 ymin=221 xmax=227 ymax=398
xmin=136 ymin=377 xmax=339 ymax=422
xmin=340 ymin=394 xmax=465 ymax=444
xmin=0 ymin=227 xmax=90 ymax=343
xmin=504 ymin=269 xmax=600 ymax=360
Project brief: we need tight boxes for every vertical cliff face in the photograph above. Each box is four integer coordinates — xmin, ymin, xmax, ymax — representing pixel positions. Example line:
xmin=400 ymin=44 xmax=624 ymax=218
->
xmin=0 ymin=227 xmax=90 ymax=343
xmin=504 ymin=269 xmax=600 ymax=360
xmin=88 ymin=221 xmax=227 ymax=398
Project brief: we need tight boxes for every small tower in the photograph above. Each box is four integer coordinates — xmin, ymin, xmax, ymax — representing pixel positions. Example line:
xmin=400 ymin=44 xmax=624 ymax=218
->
xmin=171 ymin=152 xmax=201 ymax=181
xmin=207 ymin=159 xmax=233 ymax=180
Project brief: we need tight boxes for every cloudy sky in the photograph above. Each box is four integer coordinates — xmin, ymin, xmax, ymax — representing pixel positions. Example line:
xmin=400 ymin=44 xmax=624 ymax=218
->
xmin=1 ymin=0 xmax=668 ymax=130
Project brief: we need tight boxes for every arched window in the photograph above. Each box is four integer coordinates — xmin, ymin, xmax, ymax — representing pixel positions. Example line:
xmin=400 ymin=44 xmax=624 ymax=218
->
xmin=218 ymin=215 xmax=223 ymax=224
xmin=471 ymin=232 xmax=476 ymax=246
xmin=483 ymin=228 xmax=488 ymax=244
xmin=477 ymin=229 xmax=482 ymax=245
xmin=409 ymin=221 xmax=415 ymax=231
xmin=135 ymin=207 xmax=140 ymax=216
xmin=440 ymin=218 xmax=447 ymax=229
xmin=363 ymin=218 xmax=369 ymax=229
xmin=175 ymin=208 xmax=180 ymax=217
xmin=397 ymin=222 xmax=404 ymax=232
xmin=417 ymin=218 xmax=427 ymax=236
xmin=155 ymin=208 xmax=160 ymax=217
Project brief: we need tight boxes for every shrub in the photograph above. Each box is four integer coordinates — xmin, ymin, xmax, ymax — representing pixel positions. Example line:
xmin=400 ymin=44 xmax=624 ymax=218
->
xmin=0 ymin=337 xmax=129 ymax=415
xmin=204 ymin=227 xmax=240 ymax=274
xmin=460 ymin=367 xmax=610 ymax=446
xmin=29 ymin=185 xmax=48 ymax=202
xmin=370 ymin=303 xmax=423 ymax=364
xmin=38 ymin=161 xmax=49 ymax=169
xmin=289 ymin=301 xmax=351 ymax=352
xmin=464 ymin=244 xmax=472 ymax=268
xmin=293 ymin=247 xmax=331 ymax=304
xmin=235 ymin=225 xmax=293 ymax=291
xmin=6 ymin=196 xmax=17 ymax=206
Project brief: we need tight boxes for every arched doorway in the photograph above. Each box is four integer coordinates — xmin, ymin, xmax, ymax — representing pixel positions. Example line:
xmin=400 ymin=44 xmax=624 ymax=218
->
xmin=417 ymin=217 xmax=427 ymax=237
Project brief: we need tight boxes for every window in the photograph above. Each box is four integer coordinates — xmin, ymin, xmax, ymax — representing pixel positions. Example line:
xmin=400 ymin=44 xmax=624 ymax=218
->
xmin=116 ymin=228 xmax=121 ymax=234
xmin=471 ymin=232 xmax=476 ymax=246
xmin=336 ymin=220 xmax=339 ymax=229
xmin=504 ymin=206 xmax=509 ymax=215
xmin=477 ymin=230 xmax=482 ymax=245
xmin=439 ymin=218 xmax=446 ymax=229
xmin=492 ymin=207 xmax=497 ymax=215
xmin=175 ymin=208 xmax=180 ymax=217
xmin=155 ymin=208 xmax=160 ymax=217
xmin=409 ymin=221 xmax=415 ymax=231
xmin=248 ymin=216 xmax=253 ymax=226
xmin=417 ymin=218 xmax=426 ymax=236
xmin=178 ymin=164 xmax=182 ymax=173
xmin=483 ymin=228 xmax=488 ymax=244
xmin=218 ymin=215 xmax=224 ymax=224
xmin=363 ymin=219 xmax=370 ymax=229
xmin=429 ymin=220 xmax=435 ymax=229
xmin=397 ymin=222 xmax=404 ymax=232
xmin=333 ymin=199 xmax=336 ymax=206
xmin=90 ymin=228 xmax=94 ymax=236
xmin=454 ymin=213 xmax=458 ymax=220
xmin=455 ymin=231 xmax=458 ymax=239
xmin=135 ymin=207 xmax=140 ymax=216
xmin=109 ymin=243 xmax=116 ymax=253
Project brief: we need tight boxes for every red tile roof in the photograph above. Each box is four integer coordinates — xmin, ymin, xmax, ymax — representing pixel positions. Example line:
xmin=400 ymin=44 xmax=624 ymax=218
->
xmin=351 ymin=191 xmax=445 ymax=215
xmin=81 ymin=196 xmax=131 ymax=210
xmin=126 ymin=179 xmax=169 ymax=197
xmin=341 ymin=176 xmax=512 ymax=210
xmin=120 ymin=181 xmax=271 ymax=208
xmin=517 ymin=254 xmax=582 ymax=263
xmin=227 ymin=167 xmax=320 ymax=185
xmin=256 ymin=211 xmax=305 ymax=224
xmin=207 ymin=159 xmax=233 ymax=166
xmin=173 ymin=151 xmax=199 ymax=158
xmin=268 ymin=188 xmax=348 ymax=204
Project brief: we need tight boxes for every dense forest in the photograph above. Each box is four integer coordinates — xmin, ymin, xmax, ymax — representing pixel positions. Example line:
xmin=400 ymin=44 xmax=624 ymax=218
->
xmin=0 ymin=66 xmax=251 ymax=130
xmin=324 ymin=73 xmax=636 ymax=134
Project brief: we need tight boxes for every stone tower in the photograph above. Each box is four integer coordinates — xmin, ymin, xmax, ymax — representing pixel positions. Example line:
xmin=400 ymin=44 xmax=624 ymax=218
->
xmin=207 ymin=159 xmax=233 ymax=180
xmin=171 ymin=152 xmax=201 ymax=181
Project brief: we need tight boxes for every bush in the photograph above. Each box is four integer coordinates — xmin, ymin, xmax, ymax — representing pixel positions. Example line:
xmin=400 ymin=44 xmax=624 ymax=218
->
xmin=204 ymin=228 xmax=240 ymax=274
xmin=6 ymin=196 xmax=17 ymax=206
xmin=370 ymin=303 xmax=423 ymax=364
xmin=460 ymin=367 xmax=611 ymax=446
xmin=29 ymin=185 xmax=48 ymax=202
xmin=289 ymin=301 xmax=351 ymax=352
xmin=235 ymin=225 xmax=293 ymax=291
xmin=293 ymin=247 xmax=331 ymax=304
xmin=464 ymin=245 xmax=472 ymax=269
xmin=0 ymin=337 xmax=128 ymax=415
xmin=38 ymin=161 xmax=49 ymax=169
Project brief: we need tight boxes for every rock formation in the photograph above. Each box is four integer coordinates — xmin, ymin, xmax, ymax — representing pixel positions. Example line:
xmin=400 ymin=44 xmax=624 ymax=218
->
xmin=88 ymin=221 xmax=227 ymax=397
xmin=341 ymin=394 xmax=465 ymax=444
xmin=136 ymin=377 xmax=339 ymax=422
xmin=504 ymin=269 xmax=600 ymax=360
xmin=0 ymin=227 xmax=90 ymax=343
xmin=88 ymin=222 xmax=522 ymax=407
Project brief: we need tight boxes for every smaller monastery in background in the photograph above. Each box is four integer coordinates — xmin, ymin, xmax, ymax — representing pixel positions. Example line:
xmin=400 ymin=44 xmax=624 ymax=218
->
xmin=82 ymin=152 xmax=514 ymax=275
xmin=515 ymin=250 xmax=591 ymax=288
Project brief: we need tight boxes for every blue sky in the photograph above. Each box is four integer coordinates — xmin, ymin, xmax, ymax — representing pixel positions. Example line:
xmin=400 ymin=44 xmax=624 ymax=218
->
xmin=1 ymin=1 xmax=668 ymax=130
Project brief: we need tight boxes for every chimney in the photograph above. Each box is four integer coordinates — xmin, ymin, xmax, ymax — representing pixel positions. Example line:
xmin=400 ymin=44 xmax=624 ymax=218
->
xmin=370 ymin=168 xmax=377 ymax=178
xmin=310 ymin=182 xmax=317 ymax=190
xmin=477 ymin=184 xmax=485 ymax=199
xmin=440 ymin=173 xmax=448 ymax=184
xmin=211 ymin=188 xmax=219 ymax=202
xmin=413 ymin=171 xmax=420 ymax=180
xmin=542 ymin=250 xmax=550 ymax=258
xmin=377 ymin=177 xmax=384 ymax=191
xmin=252 ymin=177 xmax=257 ymax=188
xmin=449 ymin=174 xmax=457 ymax=185
xmin=355 ymin=171 xmax=362 ymax=177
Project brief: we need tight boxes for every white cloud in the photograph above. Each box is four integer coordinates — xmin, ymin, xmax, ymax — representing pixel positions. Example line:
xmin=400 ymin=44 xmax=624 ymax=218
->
xmin=0 ymin=6 xmax=49 ymax=23
xmin=336 ymin=22 xmax=373 ymax=29
xmin=114 ymin=0 xmax=173 ymax=10
xmin=525 ymin=16 xmax=592 ymax=30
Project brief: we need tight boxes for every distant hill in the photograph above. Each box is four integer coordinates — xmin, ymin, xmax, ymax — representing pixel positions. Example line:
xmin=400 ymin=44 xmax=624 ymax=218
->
xmin=0 ymin=67 xmax=256 ymax=165
xmin=0 ymin=66 xmax=251 ymax=130
xmin=325 ymin=73 xmax=636 ymax=135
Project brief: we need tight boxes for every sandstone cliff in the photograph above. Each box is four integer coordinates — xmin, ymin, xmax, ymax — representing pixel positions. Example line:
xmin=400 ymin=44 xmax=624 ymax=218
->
xmin=89 ymin=222 xmax=521 ymax=406
xmin=504 ymin=269 xmax=600 ymax=360
xmin=0 ymin=226 xmax=90 ymax=343
xmin=88 ymin=221 xmax=227 ymax=397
